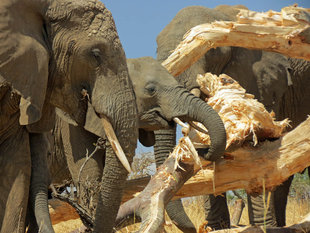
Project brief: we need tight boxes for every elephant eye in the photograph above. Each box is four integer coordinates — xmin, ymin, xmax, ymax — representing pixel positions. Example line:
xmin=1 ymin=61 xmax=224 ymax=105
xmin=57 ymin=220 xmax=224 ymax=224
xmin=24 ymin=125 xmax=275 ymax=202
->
xmin=145 ymin=83 xmax=156 ymax=95
xmin=91 ymin=48 xmax=102 ymax=66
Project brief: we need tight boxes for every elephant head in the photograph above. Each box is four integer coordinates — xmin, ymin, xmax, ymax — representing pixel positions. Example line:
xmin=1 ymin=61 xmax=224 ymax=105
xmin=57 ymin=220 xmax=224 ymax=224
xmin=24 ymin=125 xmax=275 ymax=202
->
xmin=1 ymin=0 xmax=138 ymax=156
xmin=0 ymin=0 xmax=138 ymax=232
xmin=128 ymin=57 xmax=226 ymax=161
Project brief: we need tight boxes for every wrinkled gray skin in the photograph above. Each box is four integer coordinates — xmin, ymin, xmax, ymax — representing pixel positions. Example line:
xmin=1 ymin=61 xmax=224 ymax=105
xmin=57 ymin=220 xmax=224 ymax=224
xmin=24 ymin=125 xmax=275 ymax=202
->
xmin=0 ymin=1 xmax=138 ymax=233
xmin=48 ymin=57 xmax=227 ymax=232
xmin=156 ymin=5 xmax=310 ymax=231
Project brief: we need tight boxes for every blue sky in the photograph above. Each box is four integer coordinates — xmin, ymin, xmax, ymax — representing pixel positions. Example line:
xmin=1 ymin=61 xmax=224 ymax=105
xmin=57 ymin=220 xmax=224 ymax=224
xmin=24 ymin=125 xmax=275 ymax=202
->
xmin=103 ymin=0 xmax=309 ymax=59
xmin=102 ymin=0 xmax=310 ymax=154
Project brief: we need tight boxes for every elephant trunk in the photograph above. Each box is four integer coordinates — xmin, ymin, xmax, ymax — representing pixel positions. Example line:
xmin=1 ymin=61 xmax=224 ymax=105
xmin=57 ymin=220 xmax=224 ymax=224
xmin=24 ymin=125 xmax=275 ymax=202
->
xmin=152 ymin=88 xmax=226 ymax=232
xmin=154 ymin=129 xmax=196 ymax=233
xmin=29 ymin=133 xmax=54 ymax=233
xmin=154 ymin=127 xmax=176 ymax=167
xmin=93 ymin=76 xmax=138 ymax=232
xmin=171 ymin=87 xmax=226 ymax=161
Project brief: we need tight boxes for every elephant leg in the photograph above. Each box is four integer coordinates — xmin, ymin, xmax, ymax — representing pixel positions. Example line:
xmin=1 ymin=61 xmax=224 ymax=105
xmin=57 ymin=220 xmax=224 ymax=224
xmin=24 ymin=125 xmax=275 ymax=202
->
xmin=274 ymin=175 xmax=294 ymax=227
xmin=204 ymin=193 xmax=230 ymax=230
xmin=0 ymin=126 xmax=31 ymax=233
xmin=154 ymin=128 xmax=196 ymax=233
xmin=247 ymin=191 xmax=277 ymax=227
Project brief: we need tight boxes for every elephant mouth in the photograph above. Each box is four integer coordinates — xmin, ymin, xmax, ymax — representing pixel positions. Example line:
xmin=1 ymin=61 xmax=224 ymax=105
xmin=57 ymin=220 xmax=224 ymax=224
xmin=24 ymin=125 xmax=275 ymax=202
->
xmin=139 ymin=109 xmax=174 ymax=131
xmin=83 ymin=103 xmax=133 ymax=173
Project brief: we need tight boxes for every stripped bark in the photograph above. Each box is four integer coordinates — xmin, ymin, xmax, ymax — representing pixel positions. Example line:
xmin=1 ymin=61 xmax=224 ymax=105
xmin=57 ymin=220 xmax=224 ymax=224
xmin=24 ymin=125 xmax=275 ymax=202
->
xmin=162 ymin=6 xmax=310 ymax=76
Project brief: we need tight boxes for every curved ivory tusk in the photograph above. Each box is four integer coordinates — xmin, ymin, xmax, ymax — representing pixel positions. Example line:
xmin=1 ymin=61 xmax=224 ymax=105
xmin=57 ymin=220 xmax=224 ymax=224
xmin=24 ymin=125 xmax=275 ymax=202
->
xmin=101 ymin=117 xmax=132 ymax=173
xmin=173 ymin=117 xmax=209 ymax=135
xmin=173 ymin=117 xmax=189 ymax=129
xmin=188 ymin=121 xmax=209 ymax=135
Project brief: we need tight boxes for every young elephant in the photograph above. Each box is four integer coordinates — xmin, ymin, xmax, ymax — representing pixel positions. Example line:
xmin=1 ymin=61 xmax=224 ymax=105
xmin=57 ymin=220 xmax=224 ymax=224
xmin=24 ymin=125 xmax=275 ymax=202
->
xmin=47 ymin=56 xmax=226 ymax=231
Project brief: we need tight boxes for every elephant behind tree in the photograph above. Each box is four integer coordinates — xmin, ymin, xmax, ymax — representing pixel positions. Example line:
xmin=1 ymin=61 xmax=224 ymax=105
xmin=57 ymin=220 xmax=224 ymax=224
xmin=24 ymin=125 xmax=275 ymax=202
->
xmin=155 ymin=4 xmax=310 ymax=231
xmin=0 ymin=0 xmax=139 ymax=232
xmin=47 ymin=56 xmax=227 ymax=231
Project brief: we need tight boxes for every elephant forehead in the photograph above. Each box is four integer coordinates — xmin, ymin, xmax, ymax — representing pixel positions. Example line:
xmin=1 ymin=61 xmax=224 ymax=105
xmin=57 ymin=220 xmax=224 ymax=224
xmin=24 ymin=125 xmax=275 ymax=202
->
xmin=49 ymin=0 xmax=106 ymax=19
xmin=48 ymin=0 xmax=120 ymax=43
xmin=128 ymin=57 xmax=178 ymax=85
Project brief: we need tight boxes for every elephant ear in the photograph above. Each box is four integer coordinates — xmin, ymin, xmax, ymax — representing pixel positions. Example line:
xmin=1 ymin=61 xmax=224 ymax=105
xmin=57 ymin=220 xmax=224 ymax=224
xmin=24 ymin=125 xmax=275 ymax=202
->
xmin=253 ymin=52 xmax=292 ymax=113
xmin=84 ymin=102 xmax=107 ymax=139
xmin=138 ymin=129 xmax=155 ymax=147
xmin=0 ymin=4 xmax=49 ymax=125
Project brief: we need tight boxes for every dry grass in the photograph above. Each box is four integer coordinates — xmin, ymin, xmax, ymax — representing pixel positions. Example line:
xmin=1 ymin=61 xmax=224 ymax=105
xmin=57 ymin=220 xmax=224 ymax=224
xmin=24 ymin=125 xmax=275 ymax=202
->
xmin=53 ymin=219 xmax=84 ymax=233
xmin=286 ymin=197 xmax=310 ymax=225
xmin=50 ymin=168 xmax=310 ymax=233
xmin=114 ymin=195 xmax=310 ymax=232
xmin=50 ymin=195 xmax=310 ymax=233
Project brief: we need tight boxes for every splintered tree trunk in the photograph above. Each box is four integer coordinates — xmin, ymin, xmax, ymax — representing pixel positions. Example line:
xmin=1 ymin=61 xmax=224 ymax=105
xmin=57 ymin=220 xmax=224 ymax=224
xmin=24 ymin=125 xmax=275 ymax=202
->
xmin=122 ymin=116 xmax=310 ymax=202
xmin=162 ymin=6 xmax=310 ymax=77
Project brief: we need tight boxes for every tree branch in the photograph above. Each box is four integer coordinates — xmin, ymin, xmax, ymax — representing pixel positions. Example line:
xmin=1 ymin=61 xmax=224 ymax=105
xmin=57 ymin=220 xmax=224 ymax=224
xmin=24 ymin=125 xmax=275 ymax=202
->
xmin=162 ymin=6 xmax=310 ymax=76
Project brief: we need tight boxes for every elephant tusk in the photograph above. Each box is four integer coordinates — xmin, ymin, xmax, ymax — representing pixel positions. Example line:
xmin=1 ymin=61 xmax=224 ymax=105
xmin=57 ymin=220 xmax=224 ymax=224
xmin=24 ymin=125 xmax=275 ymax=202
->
xmin=173 ymin=117 xmax=189 ymax=129
xmin=188 ymin=121 xmax=209 ymax=135
xmin=173 ymin=117 xmax=209 ymax=135
xmin=101 ymin=116 xmax=132 ymax=173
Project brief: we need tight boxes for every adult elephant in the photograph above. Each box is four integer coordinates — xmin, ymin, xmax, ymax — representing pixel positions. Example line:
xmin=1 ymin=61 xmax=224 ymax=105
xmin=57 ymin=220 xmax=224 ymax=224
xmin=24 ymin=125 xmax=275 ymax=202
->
xmin=47 ymin=56 xmax=227 ymax=230
xmin=155 ymin=4 xmax=310 ymax=231
xmin=0 ymin=0 xmax=138 ymax=232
